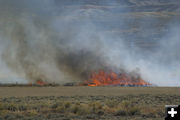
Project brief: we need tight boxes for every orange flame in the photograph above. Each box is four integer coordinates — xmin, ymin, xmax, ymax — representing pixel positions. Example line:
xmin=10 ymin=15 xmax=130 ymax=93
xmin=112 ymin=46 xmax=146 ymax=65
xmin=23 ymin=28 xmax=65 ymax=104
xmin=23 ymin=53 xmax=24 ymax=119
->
xmin=82 ymin=70 xmax=151 ymax=86
xmin=36 ymin=80 xmax=48 ymax=86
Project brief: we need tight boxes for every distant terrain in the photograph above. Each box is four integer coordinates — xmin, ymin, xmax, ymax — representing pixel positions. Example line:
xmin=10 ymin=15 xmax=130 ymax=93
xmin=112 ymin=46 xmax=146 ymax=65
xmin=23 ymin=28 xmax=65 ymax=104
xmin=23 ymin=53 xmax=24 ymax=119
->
xmin=2 ymin=0 xmax=180 ymax=52
xmin=52 ymin=0 xmax=180 ymax=52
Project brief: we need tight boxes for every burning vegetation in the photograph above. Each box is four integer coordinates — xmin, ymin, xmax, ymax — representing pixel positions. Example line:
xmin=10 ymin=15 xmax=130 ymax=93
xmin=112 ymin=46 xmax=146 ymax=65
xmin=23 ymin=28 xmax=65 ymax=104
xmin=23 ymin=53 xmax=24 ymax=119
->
xmin=81 ymin=70 xmax=151 ymax=86
xmin=0 ymin=70 xmax=151 ymax=87
xmin=36 ymin=80 xmax=48 ymax=86
xmin=33 ymin=70 xmax=151 ymax=87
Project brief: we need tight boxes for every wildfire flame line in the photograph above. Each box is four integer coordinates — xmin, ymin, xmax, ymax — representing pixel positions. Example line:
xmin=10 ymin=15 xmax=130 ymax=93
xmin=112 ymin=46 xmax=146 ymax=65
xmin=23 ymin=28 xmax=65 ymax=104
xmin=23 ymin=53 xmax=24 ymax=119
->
xmin=36 ymin=80 xmax=48 ymax=86
xmin=82 ymin=70 xmax=151 ymax=86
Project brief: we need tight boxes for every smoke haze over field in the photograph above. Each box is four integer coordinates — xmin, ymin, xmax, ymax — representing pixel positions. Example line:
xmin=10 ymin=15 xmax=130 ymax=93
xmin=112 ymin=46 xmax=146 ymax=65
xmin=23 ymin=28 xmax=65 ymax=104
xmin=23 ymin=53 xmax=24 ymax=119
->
xmin=0 ymin=0 xmax=180 ymax=86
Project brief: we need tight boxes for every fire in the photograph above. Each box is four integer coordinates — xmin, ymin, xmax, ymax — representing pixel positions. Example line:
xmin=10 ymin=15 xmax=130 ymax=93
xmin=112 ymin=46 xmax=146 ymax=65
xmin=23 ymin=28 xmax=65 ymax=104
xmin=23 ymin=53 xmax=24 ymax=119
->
xmin=36 ymin=80 xmax=48 ymax=86
xmin=82 ymin=70 xmax=151 ymax=86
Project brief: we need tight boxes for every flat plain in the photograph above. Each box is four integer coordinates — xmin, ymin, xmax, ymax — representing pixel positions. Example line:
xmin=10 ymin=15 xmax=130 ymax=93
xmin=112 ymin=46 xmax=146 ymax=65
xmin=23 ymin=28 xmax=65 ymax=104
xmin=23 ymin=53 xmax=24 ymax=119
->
xmin=0 ymin=86 xmax=180 ymax=97
xmin=0 ymin=87 xmax=180 ymax=120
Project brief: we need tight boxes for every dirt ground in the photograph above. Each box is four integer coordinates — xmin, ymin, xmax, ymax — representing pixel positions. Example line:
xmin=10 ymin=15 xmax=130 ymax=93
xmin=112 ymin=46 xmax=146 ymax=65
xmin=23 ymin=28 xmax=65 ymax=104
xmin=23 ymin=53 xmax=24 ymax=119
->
xmin=0 ymin=86 xmax=180 ymax=97
xmin=0 ymin=87 xmax=180 ymax=120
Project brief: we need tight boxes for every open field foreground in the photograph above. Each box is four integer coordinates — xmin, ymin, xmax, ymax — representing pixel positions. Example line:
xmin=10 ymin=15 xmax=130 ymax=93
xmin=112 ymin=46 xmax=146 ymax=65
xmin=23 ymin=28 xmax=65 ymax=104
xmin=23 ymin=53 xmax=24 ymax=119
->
xmin=0 ymin=87 xmax=180 ymax=120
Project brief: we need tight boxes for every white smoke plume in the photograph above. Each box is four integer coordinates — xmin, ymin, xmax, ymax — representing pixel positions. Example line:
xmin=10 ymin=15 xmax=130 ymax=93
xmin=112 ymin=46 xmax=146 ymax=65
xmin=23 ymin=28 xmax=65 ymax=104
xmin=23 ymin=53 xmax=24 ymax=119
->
xmin=0 ymin=0 xmax=180 ymax=86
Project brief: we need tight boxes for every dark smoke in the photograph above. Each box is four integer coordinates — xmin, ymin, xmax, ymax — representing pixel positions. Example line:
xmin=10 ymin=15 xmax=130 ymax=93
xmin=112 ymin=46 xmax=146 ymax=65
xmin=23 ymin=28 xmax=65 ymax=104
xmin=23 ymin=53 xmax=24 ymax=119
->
xmin=0 ymin=0 xmax=115 ymax=84
xmin=0 ymin=0 xmax=180 ymax=86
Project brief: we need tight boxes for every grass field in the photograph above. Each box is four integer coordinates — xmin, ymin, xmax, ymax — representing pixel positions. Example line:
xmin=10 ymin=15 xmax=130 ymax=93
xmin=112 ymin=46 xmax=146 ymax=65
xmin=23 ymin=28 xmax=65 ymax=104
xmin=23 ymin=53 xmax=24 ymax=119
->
xmin=0 ymin=87 xmax=180 ymax=120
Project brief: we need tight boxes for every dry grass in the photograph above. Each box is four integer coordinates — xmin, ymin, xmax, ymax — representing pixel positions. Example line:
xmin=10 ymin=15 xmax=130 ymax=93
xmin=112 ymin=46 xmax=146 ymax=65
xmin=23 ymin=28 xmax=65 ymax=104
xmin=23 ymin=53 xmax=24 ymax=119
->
xmin=0 ymin=87 xmax=179 ymax=120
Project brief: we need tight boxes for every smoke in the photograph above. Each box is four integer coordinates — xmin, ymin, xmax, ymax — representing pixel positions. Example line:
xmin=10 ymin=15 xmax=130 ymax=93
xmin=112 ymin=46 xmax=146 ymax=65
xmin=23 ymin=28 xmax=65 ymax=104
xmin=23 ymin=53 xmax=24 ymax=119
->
xmin=0 ymin=0 xmax=180 ymax=86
